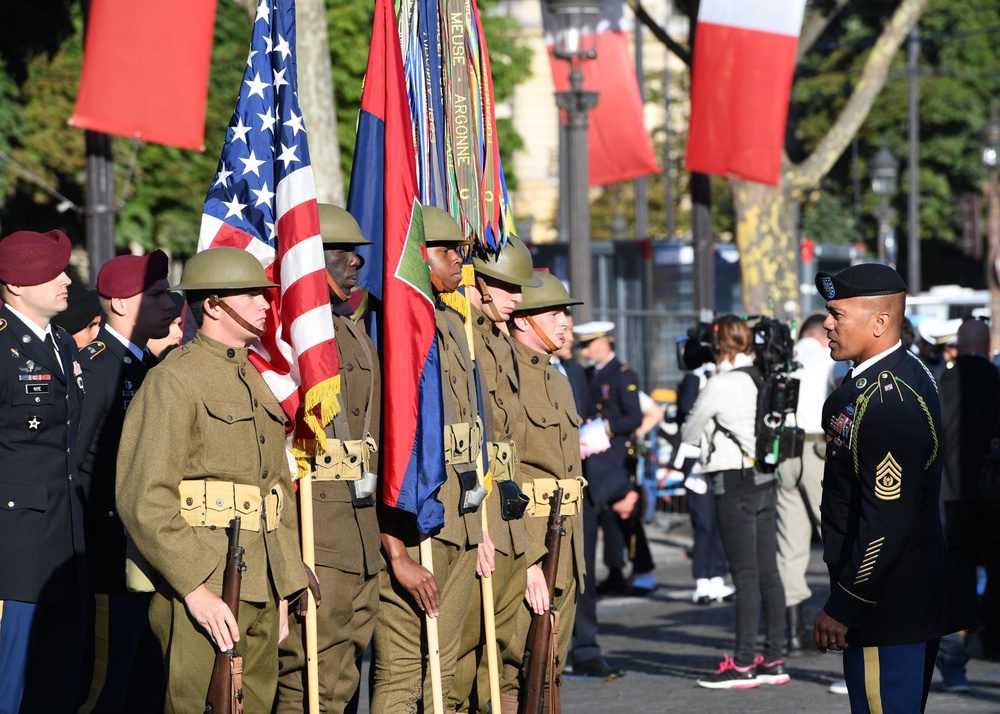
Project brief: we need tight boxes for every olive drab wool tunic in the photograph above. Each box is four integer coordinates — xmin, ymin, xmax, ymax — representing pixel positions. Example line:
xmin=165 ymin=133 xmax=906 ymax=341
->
xmin=470 ymin=306 xmax=527 ymax=556
xmin=115 ymin=332 xmax=307 ymax=603
xmin=511 ymin=340 xmax=586 ymax=593
xmin=434 ymin=305 xmax=484 ymax=547
xmin=313 ymin=313 xmax=382 ymax=577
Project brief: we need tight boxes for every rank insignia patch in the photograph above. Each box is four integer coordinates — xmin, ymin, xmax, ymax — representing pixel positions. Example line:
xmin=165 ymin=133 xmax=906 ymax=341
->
xmin=875 ymin=453 xmax=902 ymax=500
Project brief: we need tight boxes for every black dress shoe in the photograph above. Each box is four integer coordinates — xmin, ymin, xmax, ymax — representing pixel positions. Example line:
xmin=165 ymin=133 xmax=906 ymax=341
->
xmin=595 ymin=570 xmax=630 ymax=596
xmin=572 ymin=657 xmax=625 ymax=680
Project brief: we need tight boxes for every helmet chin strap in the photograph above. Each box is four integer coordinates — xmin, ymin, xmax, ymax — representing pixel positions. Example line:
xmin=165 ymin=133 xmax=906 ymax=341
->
xmin=525 ymin=314 xmax=559 ymax=353
xmin=326 ymin=271 xmax=350 ymax=302
xmin=208 ymin=294 xmax=265 ymax=338
xmin=475 ymin=275 xmax=504 ymax=323
xmin=429 ymin=271 xmax=451 ymax=294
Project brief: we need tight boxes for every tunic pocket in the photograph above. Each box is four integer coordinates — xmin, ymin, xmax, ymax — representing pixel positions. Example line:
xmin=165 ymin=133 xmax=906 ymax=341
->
xmin=201 ymin=400 xmax=257 ymax=476
xmin=0 ymin=479 xmax=47 ymax=513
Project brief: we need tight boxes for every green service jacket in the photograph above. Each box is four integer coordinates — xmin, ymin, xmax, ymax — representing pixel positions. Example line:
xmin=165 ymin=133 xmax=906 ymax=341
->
xmin=434 ymin=305 xmax=484 ymax=548
xmin=470 ymin=306 xmax=527 ymax=557
xmin=116 ymin=332 xmax=307 ymax=604
xmin=512 ymin=340 xmax=586 ymax=594
xmin=312 ymin=313 xmax=383 ymax=578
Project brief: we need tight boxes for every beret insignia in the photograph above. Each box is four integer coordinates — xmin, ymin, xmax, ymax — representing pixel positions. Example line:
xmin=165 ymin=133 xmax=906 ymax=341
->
xmin=820 ymin=276 xmax=835 ymax=300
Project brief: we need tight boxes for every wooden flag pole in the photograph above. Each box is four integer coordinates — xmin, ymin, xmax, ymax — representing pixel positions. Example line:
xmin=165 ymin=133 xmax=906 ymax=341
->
xmin=420 ymin=536 xmax=445 ymax=714
xmin=298 ymin=472 xmax=321 ymax=714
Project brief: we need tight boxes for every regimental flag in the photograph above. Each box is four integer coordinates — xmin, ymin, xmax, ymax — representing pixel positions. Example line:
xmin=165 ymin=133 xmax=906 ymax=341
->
xmin=199 ymin=0 xmax=339 ymax=443
xmin=350 ymin=0 xmax=446 ymax=534
xmin=685 ymin=0 xmax=807 ymax=186
xmin=543 ymin=0 xmax=660 ymax=187
xmin=71 ymin=0 xmax=216 ymax=150
xmin=401 ymin=0 xmax=516 ymax=250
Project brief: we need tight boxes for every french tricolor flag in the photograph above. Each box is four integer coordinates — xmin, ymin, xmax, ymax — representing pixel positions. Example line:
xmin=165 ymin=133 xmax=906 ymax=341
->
xmin=685 ymin=0 xmax=806 ymax=187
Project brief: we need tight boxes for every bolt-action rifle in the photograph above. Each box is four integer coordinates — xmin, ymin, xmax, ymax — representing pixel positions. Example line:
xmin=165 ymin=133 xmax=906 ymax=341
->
xmin=205 ymin=517 xmax=246 ymax=714
xmin=520 ymin=487 xmax=566 ymax=714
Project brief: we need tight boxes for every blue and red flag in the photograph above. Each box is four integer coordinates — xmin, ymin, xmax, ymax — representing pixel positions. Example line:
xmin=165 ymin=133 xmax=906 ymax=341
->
xmin=350 ymin=0 xmax=445 ymax=534
xmin=198 ymin=0 xmax=340 ymax=442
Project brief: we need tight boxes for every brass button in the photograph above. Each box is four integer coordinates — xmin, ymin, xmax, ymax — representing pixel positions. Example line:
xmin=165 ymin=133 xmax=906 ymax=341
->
xmin=346 ymin=363 xmax=354 ymax=372
xmin=107 ymin=510 xmax=114 ymax=517
xmin=7 ymin=500 xmax=14 ymax=508
xmin=259 ymin=435 xmax=266 ymax=444
xmin=352 ymin=408 xmax=360 ymax=416
xmin=243 ymin=501 xmax=251 ymax=510
xmin=241 ymin=368 xmax=246 ymax=376
xmin=186 ymin=497 xmax=194 ymax=506
xmin=227 ymin=415 xmax=233 ymax=422
xmin=323 ymin=455 xmax=332 ymax=465
xmin=35 ymin=397 xmax=41 ymax=403
xmin=567 ymin=465 xmax=573 ymax=472
xmin=319 ymin=492 xmax=326 ymax=498
xmin=262 ymin=470 xmax=269 ymax=479
xmin=498 ymin=398 xmax=504 ymax=406
xmin=254 ymin=399 xmax=259 ymax=407
xmin=227 ymin=349 xmax=236 ymax=358
xmin=216 ymin=498 xmax=224 ymax=507
xmin=531 ymin=356 xmax=539 ymax=364
xmin=553 ymin=402 xmax=558 ymax=408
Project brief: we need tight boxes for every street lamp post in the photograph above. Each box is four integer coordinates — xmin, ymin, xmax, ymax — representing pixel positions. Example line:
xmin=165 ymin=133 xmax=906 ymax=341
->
xmin=980 ymin=100 xmax=1000 ymax=354
xmin=871 ymin=140 xmax=899 ymax=268
xmin=546 ymin=0 xmax=601 ymax=321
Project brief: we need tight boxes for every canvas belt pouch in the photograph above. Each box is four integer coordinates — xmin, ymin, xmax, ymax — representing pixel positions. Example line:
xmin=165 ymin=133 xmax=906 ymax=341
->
xmin=312 ymin=437 xmax=379 ymax=505
xmin=488 ymin=441 xmax=528 ymax=520
xmin=446 ymin=419 xmax=487 ymax=513
xmin=179 ymin=479 xmax=280 ymax=533
xmin=124 ymin=536 xmax=158 ymax=593
xmin=524 ymin=478 xmax=583 ymax=518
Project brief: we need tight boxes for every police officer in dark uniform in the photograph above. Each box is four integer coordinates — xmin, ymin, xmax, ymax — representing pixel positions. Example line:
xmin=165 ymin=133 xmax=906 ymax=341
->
xmin=812 ymin=263 xmax=975 ymax=713
xmin=76 ymin=250 xmax=175 ymax=712
xmin=569 ymin=321 xmax=643 ymax=678
xmin=276 ymin=205 xmax=383 ymax=713
xmin=0 ymin=229 xmax=88 ymax=713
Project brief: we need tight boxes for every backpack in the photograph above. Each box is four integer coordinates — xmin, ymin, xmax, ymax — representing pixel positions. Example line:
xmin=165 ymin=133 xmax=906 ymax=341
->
xmin=713 ymin=364 xmax=804 ymax=474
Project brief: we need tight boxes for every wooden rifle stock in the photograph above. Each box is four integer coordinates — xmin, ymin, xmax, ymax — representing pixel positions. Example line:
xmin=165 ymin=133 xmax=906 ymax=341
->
xmin=205 ymin=517 xmax=246 ymax=714
xmin=520 ymin=487 xmax=566 ymax=714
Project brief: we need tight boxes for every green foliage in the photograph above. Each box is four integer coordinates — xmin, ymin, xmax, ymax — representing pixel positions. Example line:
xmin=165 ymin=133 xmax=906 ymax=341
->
xmin=791 ymin=0 xmax=1000 ymax=249
xmin=801 ymin=186 xmax=858 ymax=244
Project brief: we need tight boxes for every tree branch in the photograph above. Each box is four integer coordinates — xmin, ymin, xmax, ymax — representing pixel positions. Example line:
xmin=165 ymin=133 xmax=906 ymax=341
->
xmin=793 ymin=0 xmax=929 ymax=190
xmin=625 ymin=0 xmax=691 ymax=67
xmin=797 ymin=0 xmax=851 ymax=62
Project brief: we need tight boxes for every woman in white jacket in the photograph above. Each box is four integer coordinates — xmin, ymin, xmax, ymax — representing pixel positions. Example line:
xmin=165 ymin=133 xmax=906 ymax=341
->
xmin=681 ymin=315 xmax=788 ymax=690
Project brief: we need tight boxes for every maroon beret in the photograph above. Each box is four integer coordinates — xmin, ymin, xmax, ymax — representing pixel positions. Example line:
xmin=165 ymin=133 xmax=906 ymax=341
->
xmin=0 ymin=229 xmax=72 ymax=286
xmin=96 ymin=249 xmax=169 ymax=299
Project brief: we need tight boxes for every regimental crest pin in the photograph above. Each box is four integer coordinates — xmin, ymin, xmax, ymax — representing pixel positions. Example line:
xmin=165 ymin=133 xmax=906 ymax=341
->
xmin=821 ymin=276 xmax=836 ymax=299
xmin=856 ymin=378 xmax=867 ymax=389
xmin=26 ymin=416 xmax=41 ymax=431
xmin=875 ymin=452 xmax=902 ymax=501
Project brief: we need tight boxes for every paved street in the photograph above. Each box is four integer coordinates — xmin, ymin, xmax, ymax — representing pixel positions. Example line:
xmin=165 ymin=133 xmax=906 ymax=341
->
xmin=359 ymin=512 xmax=1000 ymax=712
xmin=561 ymin=514 xmax=1000 ymax=713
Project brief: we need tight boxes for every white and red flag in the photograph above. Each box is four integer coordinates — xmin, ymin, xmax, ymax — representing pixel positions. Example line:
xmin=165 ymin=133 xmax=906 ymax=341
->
xmin=685 ymin=0 xmax=806 ymax=186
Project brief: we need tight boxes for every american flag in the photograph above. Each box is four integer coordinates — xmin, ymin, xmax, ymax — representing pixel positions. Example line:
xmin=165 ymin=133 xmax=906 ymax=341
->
xmin=199 ymin=0 xmax=339 ymax=438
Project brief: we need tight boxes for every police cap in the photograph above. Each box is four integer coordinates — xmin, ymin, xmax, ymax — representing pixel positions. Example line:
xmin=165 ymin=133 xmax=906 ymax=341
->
xmin=815 ymin=263 xmax=906 ymax=301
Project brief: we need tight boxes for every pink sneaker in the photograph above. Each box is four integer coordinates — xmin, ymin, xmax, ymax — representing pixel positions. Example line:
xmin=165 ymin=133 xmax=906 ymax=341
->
xmin=696 ymin=654 xmax=760 ymax=689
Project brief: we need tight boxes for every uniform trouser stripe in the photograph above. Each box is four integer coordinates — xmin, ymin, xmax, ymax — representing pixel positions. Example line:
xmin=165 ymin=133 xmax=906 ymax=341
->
xmin=845 ymin=640 xmax=939 ymax=714
xmin=78 ymin=593 xmax=111 ymax=713
xmin=0 ymin=600 xmax=36 ymax=714
xmin=863 ymin=647 xmax=883 ymax=714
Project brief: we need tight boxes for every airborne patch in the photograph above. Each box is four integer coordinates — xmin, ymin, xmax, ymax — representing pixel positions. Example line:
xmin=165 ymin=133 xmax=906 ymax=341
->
xmin=875 ymin=453 xmax=902 ymax=500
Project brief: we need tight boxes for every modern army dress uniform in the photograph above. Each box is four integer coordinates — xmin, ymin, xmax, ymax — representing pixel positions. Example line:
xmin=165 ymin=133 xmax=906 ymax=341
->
xmin=506 ymin=272 xmax=587 ymax=701
xmin=276 ymin=204 xmax=384 ymax=713
xmin=76 ymin=251 xmax=169 ymax=713
xmin=115 ymin=249 xmax=307 ymax=713
xmin=0 ymin=230 xmax=88 ymax=714
xmin=371 ymin=296 xmax=485 ymax=713
xmin=572 ymin=336 xmax=642 ymax=667
xmin=815 ymin=266 xmax=974 ymax=712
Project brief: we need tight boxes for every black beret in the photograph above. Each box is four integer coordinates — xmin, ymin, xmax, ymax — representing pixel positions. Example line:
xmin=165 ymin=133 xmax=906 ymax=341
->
xmin=815 ymin=263 xmax=906 ymax=301
xmin=54 ymin=282 xmax=101 ymax=335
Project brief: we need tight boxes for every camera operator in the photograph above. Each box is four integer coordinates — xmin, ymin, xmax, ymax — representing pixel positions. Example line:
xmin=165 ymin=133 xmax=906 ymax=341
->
xmin=682 ymin=315 xmax=788 ymax=689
